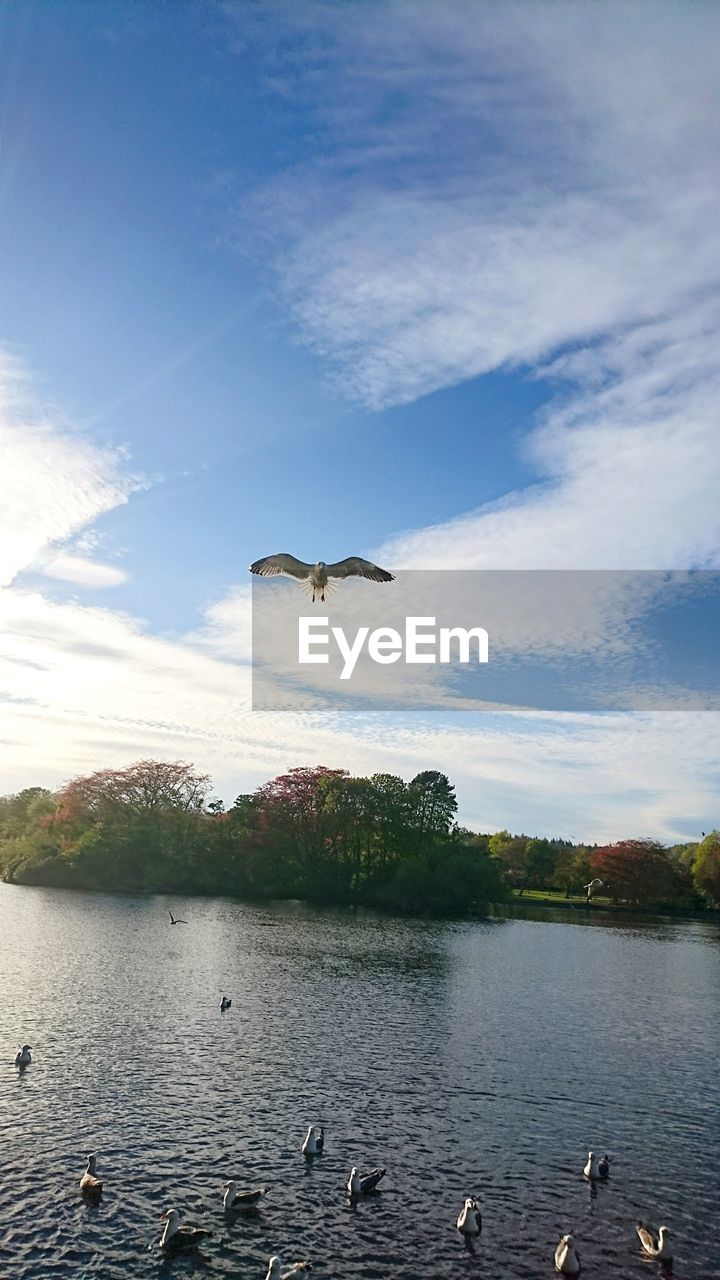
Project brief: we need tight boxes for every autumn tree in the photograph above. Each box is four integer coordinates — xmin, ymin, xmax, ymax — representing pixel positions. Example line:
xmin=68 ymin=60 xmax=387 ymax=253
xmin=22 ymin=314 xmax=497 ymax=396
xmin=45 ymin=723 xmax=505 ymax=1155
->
xmin=254 ymin=766 xmax=350 ymax=895
xmin=48 ymin=760 xmax=212 ymax=890
xmin=590 ymin=839 xmax=689 ymax=908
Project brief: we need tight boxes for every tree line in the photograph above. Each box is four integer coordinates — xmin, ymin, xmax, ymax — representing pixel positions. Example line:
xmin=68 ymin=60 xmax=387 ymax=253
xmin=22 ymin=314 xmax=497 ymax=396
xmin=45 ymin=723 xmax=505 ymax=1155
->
xmin=0 ymin=759 xmax=718 ymax=913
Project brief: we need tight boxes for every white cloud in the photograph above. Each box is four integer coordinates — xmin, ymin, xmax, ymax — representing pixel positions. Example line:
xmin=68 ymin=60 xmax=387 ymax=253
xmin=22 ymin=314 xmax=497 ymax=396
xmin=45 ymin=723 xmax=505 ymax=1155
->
xmin=0 ymin=583 xmax=717 ymax=842
xmin=32 ymin=552 xmax=128 ymax=589
xmin=231 ymin=1 xmax=720 ymax=570
xmin=0 ymin=350 xmax=136 ymax=588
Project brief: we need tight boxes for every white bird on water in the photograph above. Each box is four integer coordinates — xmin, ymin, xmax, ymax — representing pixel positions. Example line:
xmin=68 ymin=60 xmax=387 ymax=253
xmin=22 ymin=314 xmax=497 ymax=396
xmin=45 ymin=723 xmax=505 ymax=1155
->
xmin=584 ymin=1150 xmax=609 ymax=1180
xmin=265 ymin=1256 xmax=312 ymax=1279
xmin=15 ymin=1045 xmax=32 ymax=1067
xmin=159 ymin=1208 xmax=212 ymax=1250
xmin=222 ymin=1181 xmax=270 ymax=1210
xmin=249 ymin=554 xmax=394 ymax=603
xmin=347 ymin=1165 xmax=386 ymax=1195
xmin=555 ymin=1234 xmax=582 ymax=1275
xmin=79 ymin=1152 xmax=103 ymax=1197
xmin=456 ymin=1197 xmax=482 ymax=1235
xmin=637 ymin=1223 xmax=673 ymax=1261
xmin=302 ymin=1125 xmax=324 ymax=1156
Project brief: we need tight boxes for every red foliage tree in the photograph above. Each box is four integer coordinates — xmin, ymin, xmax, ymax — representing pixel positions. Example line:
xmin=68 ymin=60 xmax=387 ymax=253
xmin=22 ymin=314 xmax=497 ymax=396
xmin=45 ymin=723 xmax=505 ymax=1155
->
xmin=590 ymin=839 xmax=682 ymax=907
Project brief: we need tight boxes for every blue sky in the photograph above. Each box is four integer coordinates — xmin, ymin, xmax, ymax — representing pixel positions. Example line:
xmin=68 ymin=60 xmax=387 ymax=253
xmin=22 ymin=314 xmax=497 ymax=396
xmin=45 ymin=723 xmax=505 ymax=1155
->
xmin=1 ymin=1 xmax=719 ymax=840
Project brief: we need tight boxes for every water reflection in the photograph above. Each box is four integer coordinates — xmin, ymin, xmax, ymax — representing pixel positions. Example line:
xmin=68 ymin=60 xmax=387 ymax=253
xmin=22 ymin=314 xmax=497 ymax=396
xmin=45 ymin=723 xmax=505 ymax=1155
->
xmin=0 ymin=884 xmax=718 ymax=1279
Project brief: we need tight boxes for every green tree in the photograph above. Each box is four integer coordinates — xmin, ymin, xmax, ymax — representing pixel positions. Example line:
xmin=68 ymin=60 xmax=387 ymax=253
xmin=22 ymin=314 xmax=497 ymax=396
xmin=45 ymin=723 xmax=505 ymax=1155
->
xmin=488 ymin=830 xmax=530 ymax=891
xmin=691 ymin=831 xmax=720 ymax=904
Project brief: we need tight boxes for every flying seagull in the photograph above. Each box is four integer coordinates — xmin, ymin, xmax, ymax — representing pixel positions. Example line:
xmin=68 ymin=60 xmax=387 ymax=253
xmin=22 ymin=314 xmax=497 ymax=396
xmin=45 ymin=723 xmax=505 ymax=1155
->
xmin=249 ymin=554 xmax=394 ymax=603
xmin=168 ymin=910 xmax=187 ymax=925
xmin=584 ymin=879 xmax=606 ymax=903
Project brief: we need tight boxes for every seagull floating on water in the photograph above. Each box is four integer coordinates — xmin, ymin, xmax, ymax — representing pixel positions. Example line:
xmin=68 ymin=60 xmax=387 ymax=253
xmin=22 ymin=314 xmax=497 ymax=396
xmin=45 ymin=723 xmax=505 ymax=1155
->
xmin=456 ymin=1197 xmax=482 ymax=1235
xmin=637 ymin=1223 xmax=673 ymax=1261
xmin=159 ymin=1208 xmax=212 ymax=1250
xmin=249 ymin=554 xmax=394 ymax=603
xmin=220 ymin=995 xmax=232 ymax=1011
xmin=222 ymin=1181 xmax=270 ymax=1210
xmin=347 ymin=1166 xmax=386 ymax=1196
xmin=168 ymin=910 xmax=187 ymax=925
xmin=79 ymin=1153 xmax=103 ymax=1198
xmin=302 ymin=1125 xmax=324 ymax=1156
xmin=14 ymin=1045 xmax=32 ymax=1067
xmin=265 ymin=1256 xmax=313 ymax=1279
xmin=583 ymin=1151 xmax=607 ymax=1180
xmin=555 ymin=1234 xmax=582 ymax=1275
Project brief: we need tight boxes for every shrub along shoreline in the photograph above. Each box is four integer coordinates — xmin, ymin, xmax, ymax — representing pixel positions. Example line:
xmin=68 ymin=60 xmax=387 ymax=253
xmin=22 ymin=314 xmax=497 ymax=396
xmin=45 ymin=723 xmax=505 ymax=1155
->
xmin=1 ymin=759 xmax=718 ymax=915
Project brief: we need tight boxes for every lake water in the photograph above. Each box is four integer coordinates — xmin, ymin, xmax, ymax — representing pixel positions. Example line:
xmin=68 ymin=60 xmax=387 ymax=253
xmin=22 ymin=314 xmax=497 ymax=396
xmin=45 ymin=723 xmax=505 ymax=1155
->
xmin=1 ymin=885 xmax=719 ymax=1279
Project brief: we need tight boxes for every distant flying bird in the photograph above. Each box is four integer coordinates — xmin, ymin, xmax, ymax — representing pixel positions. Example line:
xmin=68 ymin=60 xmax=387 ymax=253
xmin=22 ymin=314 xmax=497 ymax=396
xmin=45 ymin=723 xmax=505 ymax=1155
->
xmin=347 ymin=1166 xmax=386 ymax=1196
xmin=555 ymin=1234 xmax=581 ymax=1275
xmin=456 ymin=1197 xmax=482 ymax=1236
xmin=15 ymin=1045 xmax=32 ymax=1067
xmin=584 ymin=879 xmax=605 ymax=902
xmin=249 ymin=554 xmax=394 ymax=603
xmin=168 ymin=910 xmax=187 ymax=925
xmin=636 ymin=1223 xmax=673 ymax=1261
xmin=80 ymin=1153 xmax=103 ymax=1198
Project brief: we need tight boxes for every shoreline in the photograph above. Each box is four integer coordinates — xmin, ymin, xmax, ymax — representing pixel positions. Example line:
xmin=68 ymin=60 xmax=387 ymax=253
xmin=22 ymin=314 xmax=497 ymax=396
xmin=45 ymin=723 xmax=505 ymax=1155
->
xmin=502 ymin=893 xmax=716 ymax=922
xmin=1 ymin=876 xmax=716 ymax=924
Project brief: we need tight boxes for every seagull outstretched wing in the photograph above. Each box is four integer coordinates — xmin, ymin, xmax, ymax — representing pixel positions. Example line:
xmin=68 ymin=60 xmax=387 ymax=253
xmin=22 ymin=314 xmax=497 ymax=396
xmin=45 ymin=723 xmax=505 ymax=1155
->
xmin=325 ymin=557 xmax=394 ymax=582
xmin=249 ymin=554 xmax=313 ymax=581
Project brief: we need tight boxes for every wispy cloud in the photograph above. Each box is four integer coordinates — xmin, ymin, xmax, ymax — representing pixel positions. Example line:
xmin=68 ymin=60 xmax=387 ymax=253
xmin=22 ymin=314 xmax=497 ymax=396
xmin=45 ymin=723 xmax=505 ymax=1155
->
xmin=0 ymin=350 xmax=137 ymax=588
xmin=229 ymin=1 xmax=720 ymax=569
xmin=0 ymin=581 xmax=717 ymax=841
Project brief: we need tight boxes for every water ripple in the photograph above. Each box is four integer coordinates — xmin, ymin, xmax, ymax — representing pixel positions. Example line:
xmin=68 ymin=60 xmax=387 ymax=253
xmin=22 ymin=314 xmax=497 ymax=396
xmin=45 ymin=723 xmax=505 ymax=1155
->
xmin=1 ymin=887 xmax=719 ymax=1279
